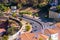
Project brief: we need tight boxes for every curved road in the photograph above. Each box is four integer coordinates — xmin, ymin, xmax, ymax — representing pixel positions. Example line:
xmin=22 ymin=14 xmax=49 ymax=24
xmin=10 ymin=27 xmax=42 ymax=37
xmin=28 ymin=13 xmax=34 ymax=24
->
xmin=21 ymin=16 xmax=43 ymax=28
xmin=8 ymin=15 xmax=43 ymax=40
xmin=9 ymin=17 xmax=22 ymax=29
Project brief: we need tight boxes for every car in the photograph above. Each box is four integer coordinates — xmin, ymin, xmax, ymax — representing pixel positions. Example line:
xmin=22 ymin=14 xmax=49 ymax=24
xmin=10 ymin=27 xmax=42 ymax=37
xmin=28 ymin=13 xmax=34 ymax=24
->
xmin=35 ymin=26 xmax=37 ymax=28
xmin=34 ymin=30 xmax=37 ymax=32
xmin=30 ymin=22 xmax=34 ymax=24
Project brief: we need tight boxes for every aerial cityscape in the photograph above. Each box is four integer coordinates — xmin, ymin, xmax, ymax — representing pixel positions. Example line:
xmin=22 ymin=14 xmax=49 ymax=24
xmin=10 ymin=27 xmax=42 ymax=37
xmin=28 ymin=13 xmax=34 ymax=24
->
xmin=0 ymin=0 xmax=60 ymax=40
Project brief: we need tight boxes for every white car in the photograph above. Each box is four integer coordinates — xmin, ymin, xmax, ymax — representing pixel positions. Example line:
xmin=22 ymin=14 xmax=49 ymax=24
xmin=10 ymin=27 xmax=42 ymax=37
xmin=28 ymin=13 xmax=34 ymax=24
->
xmin=12 ymin=9 xmax=16 ymax=13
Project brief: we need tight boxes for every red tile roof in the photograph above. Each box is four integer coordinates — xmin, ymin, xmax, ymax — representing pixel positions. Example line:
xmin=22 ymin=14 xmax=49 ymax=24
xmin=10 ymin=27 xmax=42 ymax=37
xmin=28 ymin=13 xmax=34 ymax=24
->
xmin=54 ymin=23 xmax=60 ymax=40
xmin=44 ymin=29 xmax=58 ymax=34
xmin=19 ymin=32 xmax=48 ymax=40
xmin=0 ymin=28 xmax=6 ymax=33
xmin=55 ymin=23 xmax=60 ymax=28
xmin=38 ymin=33 xmax=49 ymax=40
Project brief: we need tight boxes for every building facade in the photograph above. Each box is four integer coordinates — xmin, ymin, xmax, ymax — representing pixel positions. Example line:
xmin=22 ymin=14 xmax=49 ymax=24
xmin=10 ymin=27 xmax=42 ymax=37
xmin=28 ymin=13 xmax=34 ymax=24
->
xmin=50 ymin=0 xmax=60 ymax=6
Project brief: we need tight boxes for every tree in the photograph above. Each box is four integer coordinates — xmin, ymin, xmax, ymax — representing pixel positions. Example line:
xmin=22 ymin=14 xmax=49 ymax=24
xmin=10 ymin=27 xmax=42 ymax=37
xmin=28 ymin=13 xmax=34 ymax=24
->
xmin=34 ymin=13 xmax=39 ymax=17
xmin=49 ymin=37 xmax=52 ymax=40
xmin=20 ymin=0 xmax=27 ymax=5
xmin=31 ymin=0 xmax=38 ymax=7
xmin=25 ymin=25 xmax=30 ymax=31
xmin=46 ymin=0 xmax=52 ymax=3
xmin=19 ymin=18 xmax=22 ymax=21
xmin=37 ymin=3 xmax=46 ymax=9
xmin=56 ymin=5 xmax=60 ymax=13
xmin=0 ymin=4 xmax=9 ymax=12
xmin=18 ymin=3 xmax=22 ymax=9
xmin=39 ymin=38 xmax=43 ymax=40
xmin=0 ymin=11 xmax=4 ymax=17
xmin=2 ymin=35 xmax=8 ymax=40
xmin=3 ymin=0 xmax=8 ymax=4
xmin=12 ymin=13 xmax=17 ymax=17
xmin=7 ymin=27 xmax=17 ymax=35
xmin=19 ymin=11 xmax=32 ymax=15
xmin=10 ymin=0 xmax=19 ymax=3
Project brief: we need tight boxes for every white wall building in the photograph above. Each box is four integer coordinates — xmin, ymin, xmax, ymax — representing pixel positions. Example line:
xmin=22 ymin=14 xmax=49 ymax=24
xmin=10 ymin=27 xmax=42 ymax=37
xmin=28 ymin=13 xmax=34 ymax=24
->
xmin=11 ymin=6 xmax=17 ymax=13
xmin=44 ymin=29 xmax=58 ymax=40
xmin=51 ymin=33 xmax=58 ymax=40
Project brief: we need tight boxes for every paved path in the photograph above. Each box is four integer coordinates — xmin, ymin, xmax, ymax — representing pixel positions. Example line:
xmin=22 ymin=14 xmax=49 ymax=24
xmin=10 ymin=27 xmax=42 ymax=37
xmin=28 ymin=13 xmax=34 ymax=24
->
xmin=8 ymin=20 xmax=26 ymax=40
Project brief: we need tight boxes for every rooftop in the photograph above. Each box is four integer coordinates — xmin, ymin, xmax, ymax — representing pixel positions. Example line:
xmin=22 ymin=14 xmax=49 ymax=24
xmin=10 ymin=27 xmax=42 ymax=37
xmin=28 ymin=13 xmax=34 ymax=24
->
xmin=55 ymin=23 xmax=60 ymax=28
xmin=0 ymin=28 xmax=6 ymax=33
xmin=19 ymin=32 xmax=48 ymax=40
xmin=44 ymin=29 xmax=58 ymax=34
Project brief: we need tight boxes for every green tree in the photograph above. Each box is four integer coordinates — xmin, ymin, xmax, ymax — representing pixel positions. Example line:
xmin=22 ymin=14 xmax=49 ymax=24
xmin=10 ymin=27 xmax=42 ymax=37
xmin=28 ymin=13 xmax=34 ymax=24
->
xmin=18 ymin=3 xmax=22 ymax=9
xmin=3 ymin=0 xmax=8 ymax=4
xmin=39 ymin=38 xmax=43 ymax=40
xmin=19 ymin=11 xmax=32 ymax=15
xmin=10 ymin=0 xmax=18 ymax=3
xmin=31 ymin=0 xmax=38 ymax=7
xmin=12 ymin=13 xmax=17 ymax=17
xmin=0 ymin=11 xmax=4 ymax=17
xmin=56 ymin=5 xmax=60 ymax=13
xmin=49 ymin=37 xmax=52 ymax=40
xmin=37 ymin=3 xmax=46 ymax=9
xmin=25 ymin=25 xmax=30 ymax=31
xmin=7 ymin=27 xmax=17 ymax=35
xmin=2 ymin=35 xmax=8 ymax=40
xmin=19 ymin=18 xmax=22 ymax=21
xmin=34 ymin=13 xmax=39 ymax=17
xmin=21 ymin=0 xmax=27 ymax=5
xmin=0 ymin=4 xmax=9 ymax=12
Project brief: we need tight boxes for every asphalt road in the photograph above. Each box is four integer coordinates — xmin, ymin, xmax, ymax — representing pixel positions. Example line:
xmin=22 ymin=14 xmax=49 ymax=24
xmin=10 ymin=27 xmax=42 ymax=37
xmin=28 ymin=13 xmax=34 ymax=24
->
xmin=19 ymin=15 xmax=55 ymax=33
xmin=8 ymin=14 xmax=55 ymax=40
xmin=19 ymin=15 xmax=44 ymax=33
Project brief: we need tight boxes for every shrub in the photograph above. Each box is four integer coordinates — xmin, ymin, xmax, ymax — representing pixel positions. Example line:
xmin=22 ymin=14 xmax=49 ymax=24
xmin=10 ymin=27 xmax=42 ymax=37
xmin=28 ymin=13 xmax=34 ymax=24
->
xmin=0 ymin=4 xmax=9 ymax=12
xmin=25 ymin=25 xmax=30 ymax=31
xmin=37 ymin=3 xmax=46 ymax=9
xmin=56 ymin=5 xmax=60 ymax=13
xmin=12 ymin=12 xmax=17 ymax=17
xmin=34 ymin=13 xmax=39 ymax=17
xmin=19 ymin=11 xmax=32 ymax=15
xmin=0 ymin=12 xmax=4 ymax=17
xmin=2 ymin=35 xmax=8 ymax=40
xmin=49 ymin=37 xmax=52 ymax=40
xmin=7 ymin=27 xmax=17 ymax=35
xmin=18 ymin=3 xmax=22 ymax=9
xmin=39 ymin=38 xmax=43 ymax=40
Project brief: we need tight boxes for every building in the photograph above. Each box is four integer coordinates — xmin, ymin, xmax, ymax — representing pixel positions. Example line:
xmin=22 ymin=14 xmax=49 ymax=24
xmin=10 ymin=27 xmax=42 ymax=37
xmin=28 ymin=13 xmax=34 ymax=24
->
xmin=11 ymin=6 xmax=17 ymax=13
xmin=55 ymin=23 xmax=60 ymax=40
xmin=19 ymin=32 xmax=49 ymax=40
xmin=0 ymin=28 xmax=6 ymax=36
xmin=44 ymin=29 xmax=58 ymax=40
xmin=58 ymin=0 xmax=60 ymax=4
xmin=50 ymin=0 xmax=60 ymax=6
xmin=0 ymin=20 xmax=9 ymax=30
